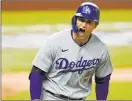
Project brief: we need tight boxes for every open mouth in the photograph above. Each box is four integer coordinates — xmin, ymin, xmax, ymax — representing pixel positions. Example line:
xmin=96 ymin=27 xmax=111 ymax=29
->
xmin=77 ymin=28 xmax=85 ymax=38
xmin=78 ymin=28 xmax=85 ymax=33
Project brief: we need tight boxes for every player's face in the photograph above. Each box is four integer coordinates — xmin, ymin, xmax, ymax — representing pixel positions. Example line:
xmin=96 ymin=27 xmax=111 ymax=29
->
xmin=76 ymin=17 xmax=96 ymax=40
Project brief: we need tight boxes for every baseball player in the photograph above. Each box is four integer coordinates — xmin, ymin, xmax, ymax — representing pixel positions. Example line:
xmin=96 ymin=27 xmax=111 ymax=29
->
xmin=29 ymin=2 xmax=113 ymax=100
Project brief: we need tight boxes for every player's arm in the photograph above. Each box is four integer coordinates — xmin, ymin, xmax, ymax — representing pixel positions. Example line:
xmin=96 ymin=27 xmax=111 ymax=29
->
xmin=29 ymin=39 xmax=55 ymax=100
xmin=95 ymin=73 xmax=111 ymax=100
xmin=95 ymin=48 xmax=113 ymax=100
xmin=29 ymin=65 xmax=47 ymax=100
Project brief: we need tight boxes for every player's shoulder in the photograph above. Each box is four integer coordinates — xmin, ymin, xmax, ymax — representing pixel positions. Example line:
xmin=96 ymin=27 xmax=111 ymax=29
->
xmin=91 ymin=33 xmax=108 ymax=51
xmin=43 ymin=28 xmax=71 ymax=45
xmin=40 ymin=29 xmax=71 ymax=47
xmin=48 ymin=28 xmax=71 ymax=40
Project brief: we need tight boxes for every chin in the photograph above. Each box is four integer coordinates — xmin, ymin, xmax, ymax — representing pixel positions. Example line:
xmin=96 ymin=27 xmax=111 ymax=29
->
xmin=78 ymin=36 xmax=85 ymax=40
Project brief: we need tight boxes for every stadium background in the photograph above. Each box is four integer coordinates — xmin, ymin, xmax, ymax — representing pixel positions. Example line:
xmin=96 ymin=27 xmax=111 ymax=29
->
xmin=2 ymin=0 xmax=132 ymax=100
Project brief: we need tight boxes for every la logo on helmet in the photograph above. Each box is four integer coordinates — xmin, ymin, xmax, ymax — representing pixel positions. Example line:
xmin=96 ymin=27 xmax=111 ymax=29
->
xmin=82 ymin=6 xmax=91 ymax=14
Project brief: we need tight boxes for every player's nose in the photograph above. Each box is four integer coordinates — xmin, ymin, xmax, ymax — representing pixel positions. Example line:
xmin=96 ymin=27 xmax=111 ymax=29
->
xmin=81 ymin=22 xmax=87 ymax=27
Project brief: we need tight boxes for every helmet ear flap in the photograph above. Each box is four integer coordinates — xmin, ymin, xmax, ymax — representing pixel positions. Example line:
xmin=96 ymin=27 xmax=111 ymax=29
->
xmin=72 ymin=16 xmax=78 ymax=33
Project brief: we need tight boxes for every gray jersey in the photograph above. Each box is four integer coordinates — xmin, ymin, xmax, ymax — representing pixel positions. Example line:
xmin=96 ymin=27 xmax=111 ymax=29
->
xmin=32 ymin=29 xmax=113 ymax=99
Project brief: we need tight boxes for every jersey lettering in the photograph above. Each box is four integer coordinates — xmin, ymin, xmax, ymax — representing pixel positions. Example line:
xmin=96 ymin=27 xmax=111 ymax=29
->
xmin=55 ymin=57 xmax=99 ymax=74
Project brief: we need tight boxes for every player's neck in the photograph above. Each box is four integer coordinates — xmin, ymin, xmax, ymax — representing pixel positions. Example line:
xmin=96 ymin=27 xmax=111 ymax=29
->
xmin=72 ymin=32 xmax=91 ymax=46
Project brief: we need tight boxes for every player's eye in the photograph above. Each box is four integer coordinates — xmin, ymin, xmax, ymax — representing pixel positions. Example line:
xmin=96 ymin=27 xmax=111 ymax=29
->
xmin=86 ymin=20 xmax=92 ymax=24
xmin=78 ymin=17 xmax=85 ymax=22
xmin=78 ymin=17 xmax=93 ymax=24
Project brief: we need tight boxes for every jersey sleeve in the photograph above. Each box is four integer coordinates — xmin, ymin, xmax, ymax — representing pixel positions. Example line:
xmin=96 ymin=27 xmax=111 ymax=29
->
xmin=95 ymin=48 xmax=113 ymax=78
xmin=32 ymin=40 xmax=54 ymax=72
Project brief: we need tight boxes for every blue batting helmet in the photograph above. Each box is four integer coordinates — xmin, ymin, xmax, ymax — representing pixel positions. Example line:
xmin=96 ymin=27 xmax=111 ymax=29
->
xmin=72 ymin=2 xmax=100 ymax=33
